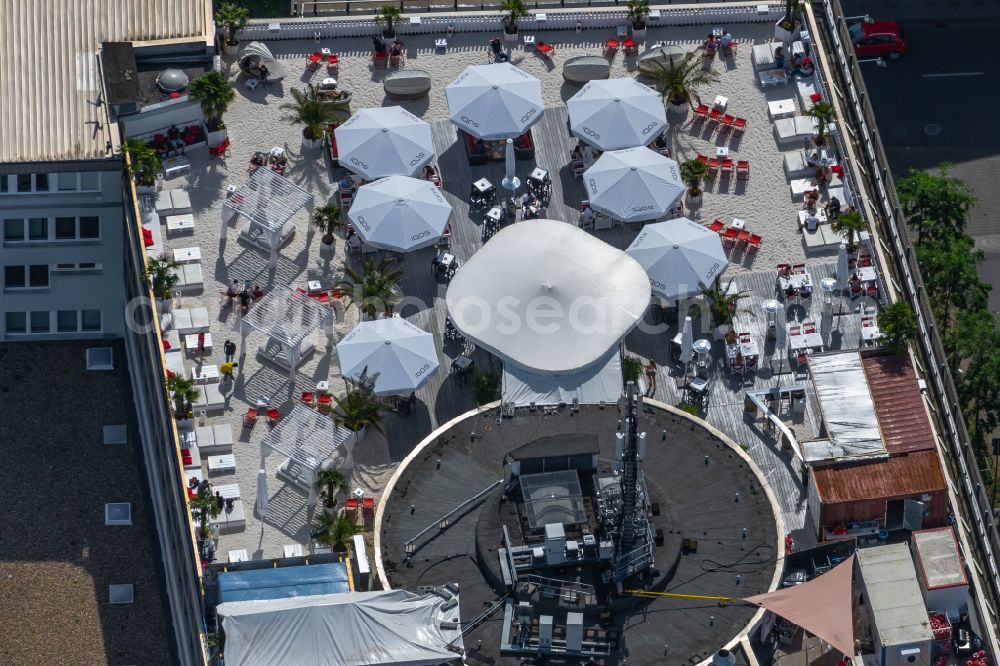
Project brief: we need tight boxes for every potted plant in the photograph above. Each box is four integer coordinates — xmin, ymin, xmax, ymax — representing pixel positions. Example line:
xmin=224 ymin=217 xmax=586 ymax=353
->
xmin=188 ymin=70 xmax=236 ymax=136
xmin=473 ymin=367 xmax=502 ymax=405
xmin=680 ymin=159 xmax=709 ymax=207
xmin=640 ymin=49 xmax=720 ymax=114
xmin=190 ymin=490 xmax=222 ymax=540
xmin=216 ymin=2 xmax=251 ymax=57
xmin=804 ymin=101 xmax=837 ymax=147
xmin=877 ymin=301 xmax=917 ymax=353
xmin=313 ymin=204 xmax=343 ymax=257
xmin=167 ymin=375 xmax=200 ymax=423
xmin=145 ymin=254 xmax=181 ymax=311
xmin=280 ymin=84 xmax=337 ymax=149
xmin=375 ymin=6 xmax=402 ymax=39
xmin=622 ymin=356 xmax=643 ymax=384
xmin=831 ymin=210 xmax=868 ymax=253
xmin=332 ymin=371 xmax=394 ymax=445
xmin=312 ymin=511 xmax=358 ymax=553
xmin=501 ymin=0 xmax=529 ymax=43
xmin=122 ymin=139 xmax=162 ymax=192
xmin=336 ymin=256 xmax=404 ymax=319
xmin=627 ymin=0 xmax=651 ymax=41
xmin=775 ymin=0 xmax=802 ymax=42
xmin=315 ymin=467 xmax=348 ymax=512
xmin=700 ymin=276 xmax=749 ymax=340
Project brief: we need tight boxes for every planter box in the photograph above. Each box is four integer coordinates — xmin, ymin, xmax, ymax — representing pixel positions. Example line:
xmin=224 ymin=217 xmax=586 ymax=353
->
xmin=774 ymin=20 xmax=801 ymax=42
xmin=319 ymin=240 xmax=335 ymax=257
xmin=631 ymin=26 xmax=646 ymax=41
xmin=207 ymin=128 xmax=228 ymax=147
xmin=503 ymin=30 xmax=519 ymax=44
xmin=223 ymin=41 xmax=240 ymax=56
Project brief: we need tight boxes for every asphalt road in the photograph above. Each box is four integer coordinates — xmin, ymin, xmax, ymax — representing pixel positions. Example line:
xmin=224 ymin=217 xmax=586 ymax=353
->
xmin=839 ymin=1 xmax=1000 ymax=310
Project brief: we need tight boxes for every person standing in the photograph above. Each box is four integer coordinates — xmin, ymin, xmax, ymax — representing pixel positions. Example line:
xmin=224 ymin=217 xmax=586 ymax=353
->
xmin=196 ymin=332 xmax=206 ymax=356
xmin=224 ymin=339 xmax=237 ymax=363
xmin=645 ymin=359 xmax=658 ymax=394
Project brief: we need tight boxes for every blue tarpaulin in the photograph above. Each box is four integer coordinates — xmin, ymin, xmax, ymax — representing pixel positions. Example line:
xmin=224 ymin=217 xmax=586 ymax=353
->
xmin=218 ymin=563 xmax=350 ymax=603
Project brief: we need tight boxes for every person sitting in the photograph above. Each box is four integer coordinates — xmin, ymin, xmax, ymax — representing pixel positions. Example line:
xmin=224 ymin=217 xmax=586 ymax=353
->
xmin=580 ymin=205 xmax=594 ymax=226
xmin=340 ymin=174 xmax=355 ymax=193
xmin=703 ymin=34 xmax=718 ymax=56
xmin=814 ymin=166 xmax=829 ymax=186
xmin=422 ymin=165 xmax=437 ymax=180
xmin=804 ymin=210 xmax=820 ymax=232
xmin=773 ymin=46 xmax=785 ymax=69
xmin=725 ymin=329 xmax=738 ymax=345
xmin=778 ymin=264 xmax=791 ymax=278
xmin=372 ymin=36 xmax=387 ymax=54
xmin=848 ymin=273 xmax=862 ymax=293
xmin=825 ymin=196 xmax=842 ymax=219
xmin=571 ymin=144 xmax=584 ymax=160
xmin=785 ymin=285 xmax=797 ymax=299
xmin=472 ymin=138 xmax=486 ymax=155
xmin=804 ymin=188 xmax=820 ymax=209
xmin=250 ymin=284 xmax=264 ymax=301
xmin=792 ymin=57 xmax=814 ymax=78
xmin=238 ymin=290 xmax=251 ymax=315
xmin=490 ymin=38 xmax=508 ymax=63
xmin=390 ymin=41 xmax=403 ymax=59
xmin=259 ymin=64 xmax=269 ymax=82
xmin=536 ymin=41 xmax=554 ymax=57
xmin=719 ymin=31 xmax=734 ymax=53
xmin=250 ymin=152 xmax=266 ymax=168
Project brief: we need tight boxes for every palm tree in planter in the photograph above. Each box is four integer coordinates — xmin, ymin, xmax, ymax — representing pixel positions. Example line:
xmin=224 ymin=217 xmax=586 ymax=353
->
xmin=627 ymin=0 xmax=651 ymax=40
xmin=640 ymin=50 xmax=719 ymax=114
xmin=216 ymin=2 xmax=251 ymax=56
xmin=337 ymin=256 xmax=404 ymax=319
xmin=775 ymin=0 xmax=802 ymax=41
xmin=877 ymin=301 xmax=917 ymax=353
xmin=332 ymin=371 xmax=395 ymax=445
xmin=804 ymin=101 xmax=837 ymax=147
xmin=700 ymin=276 xmax=750 ymax=340
xmin=188 ymin=70 xmax=236 ymax=132
xmin=145 ymin=254 xmax=181 ymax=310
xmin=280 ymin=84 xmax=337 ymax=149
xmin=122 ymin=138 xmax=162 ymax=190
xmin=315 ymin=467 xmax=348 ymax=511
xmin=312 ymin=511 xmax=358 ymax=553
xmin=501 ymin=0 xmax=529 ymax=42
xmin=831 ymin=210 xmax=868 ymax=253
xmin=167 ymin=375 xmax=200 ymax=421
xmin=680 ymin=158 xmax=710 ymax=207
xmin=190 ymin=491 xmax=222 ymax=540
xmin=313 ymin=204 xmax=343 ymax=255
xmin=375 ymin=6 xmax=403 ymax=39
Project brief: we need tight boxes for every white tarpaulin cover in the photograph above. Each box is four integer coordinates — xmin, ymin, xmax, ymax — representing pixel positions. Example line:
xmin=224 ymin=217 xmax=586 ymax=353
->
xmin=805 ymin=352 xmax=886 ymax=462
xmin=503 ymin=350 xmax=622 ymax=406
xmin=336 ymin=317 xmax=440 ymax=395
xmin=567 ymin=78 xmax=667 ymax=151
xmin=347 ymin=176 xmax=452 ymax=252
xmin=334 ymin=107 xmax=433 ymax=179
xmin=445 ymin=63 xmax=544 ymax=140
xmin=446 ymin=220 xmax=650 ymax=374
xmin=626 ymin=218 xmax=728 ymax=299
xmin=217 ymin=589 xmax=464 ymax=666
xmin=583 ymin=148 xmax=683 ymax=223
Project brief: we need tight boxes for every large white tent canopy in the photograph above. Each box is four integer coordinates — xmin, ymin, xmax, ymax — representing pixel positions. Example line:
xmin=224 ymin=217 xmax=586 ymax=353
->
xmin=334 ymin=107 xmax=433 ymax=180
xmin=446 ymin=220 xmax=650 ymax=374
xmin=502 ymin=349 xmax=623 ymax=407
xmin=217 ymin=589 xmax=464 ymax=666
xmin=567 ymin=78 xmax=667 ymax=151
xmin=445 ymin=63 xmax=544 ymax=140
xmin=347 ymin=176 xmax=452 ymax=252
xmin=583 ymin=148 xmax=683 ymax=223
xmin=625 ymin=218 xmax=728 ymax=299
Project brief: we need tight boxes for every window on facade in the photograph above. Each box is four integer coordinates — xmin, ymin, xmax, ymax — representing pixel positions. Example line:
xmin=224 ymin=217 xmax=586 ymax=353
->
xmin=5 ymin=312 xmax=26 ymax=334
xmin=79 ymin=217 xmax=100 ymax=239
xmin=28 ymin=265 xmax=49 ymax=287
xmin=55 ymin=217 xmax=76 ymax=240
xmin=28 ymin=218 xmax=47 ymax=240
xmin=78 ymin=262 xmax=98 ymax=270
xmin=4 ymin=266 xmax=26 ymax=288
xmin=80 ymin=172 xmax=99 ymax=191
xmin=0 ymin=176 xmax=8 ymax=193
xmin=57 ymin=172 xmax=77 ymax=191
xmin=57 ymin=310 xmax=78 ymax=332
xmin=81 ymin=309 xmax=102 ymax=332
xmin=30 ymin=311 xmax=49 ymax=333
xmin=3 ymin=219 xmax=24 ymax=241
xmin=35 ymin=174 xmax=49 ymax=191
xmin=16 ymin=174 xmax=32 ymax=192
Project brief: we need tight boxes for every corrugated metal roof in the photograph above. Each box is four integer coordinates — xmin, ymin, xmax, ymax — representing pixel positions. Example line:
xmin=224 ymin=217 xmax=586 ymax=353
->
xmin=0 ymin=0 xmax=210 ymax=163
xmin=912 ymin=527 xmax=968 ymax=590
xmin=813 ymin=450 xmax=946 ymax=503
xmin=807 ymin=352 xmax=886 ymax=462
xmin=857 ymin=543 xmax=934 ymax=646
xmin=862 ymin=354 xmax=936 ymax=454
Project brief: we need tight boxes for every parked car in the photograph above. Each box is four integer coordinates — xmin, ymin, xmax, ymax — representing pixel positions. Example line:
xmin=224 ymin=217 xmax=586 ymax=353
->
xmin=848 ymin=20 xmax=907 ymax=61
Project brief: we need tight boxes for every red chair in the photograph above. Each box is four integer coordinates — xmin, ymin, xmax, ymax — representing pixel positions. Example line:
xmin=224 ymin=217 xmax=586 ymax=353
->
xmin=708 ymin=108 xmax=722 ymax=123
xmin=736 ymin=229 xmax=751 ymax=245
xmin=831 ymin=165 xmax=844 ymax=179
xmin=372 ymin=51 xmax=388 ymax=68
xmin=707 ymin=219 xmax=725 ymax=234
xmin=301 ymin=391 xmax=315 ymax=406
xmin=747 ymin=233 xmax=762 ymax=252
xmin=721 ymin=227 xmax=739 ymax=247
xmin=732 ymin=117 xmax=747 ymax=134
xmin=327 ymin=54 xmax=340 ymax=70
xmin=362 ymin=497 xmax=375 ymax=511
xmin=209 ymin=137 xmax=231 ymax=158
xmin=536 ymin=42 xmax=555 ymax=59
xmin=692 ymin=103 xmax=709 ymax=119
xmin=345 ymin=498 xmax=359 ymax=510
xmin=317 ymin=393 xmax=332 ymax=413
xmin=604 ymin=39 xmax=619 ymax=58
xmin=736 ymin=160 xmax=750 ymax=180
xmin=622 ymin=38 xmax=638 ymax=56
xmin=307 ymin=52 xmax=323 ymax=71
xmin=707 ymin=158 xmax=720 ymax=176
xmin=809 ymin=92 xmax=823 ymax=103
xmin=721 ymin=158 xmax=734 ymax=173
xmin=243 ymin=408 xmax=258 ymax=429
xmin=719 ymin=114 xmax=735 ymax=131
xmin=792 ymin=263 xmax=806 ymax=274
xmin=267 ymin=408 xmax=281 ymax=427
xmin=696 ymin=153 xmax=710 ymax=165
xmin=797 ymin=353 xmax=808 ymax=367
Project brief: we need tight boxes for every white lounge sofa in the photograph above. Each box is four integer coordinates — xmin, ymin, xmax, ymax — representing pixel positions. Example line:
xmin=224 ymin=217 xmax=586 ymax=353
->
xmin=174 ymin=263 xmax=204 ymax=292
xmin=172 ymin=307 xmax=210 ymax=334
xmin=774 ymin=116 xmax=817 ymax=146
xmin=193 ymin=384 xmax=225 ymax=412
xmin=752 ymin=41 xmax=783 ymax=70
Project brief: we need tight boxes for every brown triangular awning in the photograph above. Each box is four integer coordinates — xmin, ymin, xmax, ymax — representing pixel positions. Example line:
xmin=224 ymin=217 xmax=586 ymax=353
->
xmin=743 ymin=554 xmax=855 ymax=656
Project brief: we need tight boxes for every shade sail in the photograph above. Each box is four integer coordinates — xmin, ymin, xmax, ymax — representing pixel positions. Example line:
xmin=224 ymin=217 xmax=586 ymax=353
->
xmin=584 ymin=148 xmax=683 ymax=222
xmin=217 ymin=589 xmax=464 ymax=666
xmin=336 ymin=317 xmax=440 ymax=395
xmin=446 ymin=220 xmax=650 ymax=374
xmin=502 ymin=349 xmax=622 ymax=407
xmin=334 ymin=107 xmax=433 ymax=179
xmin=743 ymin=554 xmax=855 ymax=657
xmin=625 ymin=218 xmax=728 ymax=299
xmin=568 ymin=78 xmax=667 ymax=151
xmin=347 ymin=176 xmax=452 ymax=252
xmin=445 ymin=63 xmax=544 ymax=140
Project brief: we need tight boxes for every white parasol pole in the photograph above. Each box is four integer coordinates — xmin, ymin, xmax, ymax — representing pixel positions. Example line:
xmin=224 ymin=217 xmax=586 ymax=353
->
xmin=502 ymin=138 xmax=520 ymax=192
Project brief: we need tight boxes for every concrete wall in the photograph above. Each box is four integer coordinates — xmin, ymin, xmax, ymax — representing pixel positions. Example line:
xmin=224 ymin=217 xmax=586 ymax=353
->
xmin=0 ymin=160 xmax=127 ymax=340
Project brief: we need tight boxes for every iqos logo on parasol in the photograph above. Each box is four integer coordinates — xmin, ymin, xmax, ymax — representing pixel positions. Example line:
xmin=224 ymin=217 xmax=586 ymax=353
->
xmin=520 ymin=108 xmax=538 ymax=123
xmin=350 ymin=156 xmax=369 ymax=171
xmin=460 ymin=116 xmax=480 ymax=128
xmin=704 ymin=262 xmax=722 ymax=279
xmin=355 ymin=216 xmax=371 ymax=232
xmin=410 ymin=230 xmax=431 ymax=242
xmin=408 ymin=152 xmax=427 ymax=166
xmin=581 ymin=127 xmax=600 ymax=140
xmin=650 ymin=278 xmax=666 ymax=290
xmin=640 ymin=121 xmax=660 ymax=135
xmin=414 ymin=363 xmax=432 ymax=377
xmin=631 ymin=205 xmax=654 ymax=214
xmin=587 ymin=178 xmax=598 ymax=195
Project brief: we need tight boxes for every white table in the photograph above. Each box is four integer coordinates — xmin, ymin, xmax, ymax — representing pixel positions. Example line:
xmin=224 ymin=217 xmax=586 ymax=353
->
xmin=173 ymin=247 xmax=201 ymax=263
xmin=208 ymin=454 xmax=237 ymax=473
xmin=779 ymin=274 xmax=812 ymax=291
xmin=435 ymin=252 xmax=456 ymax=269
xmin=789 ymin=331 xmax=824 ymax=352
xmin=530 ymin=167 xmax=549 ymax=182
xmin=473 ymin=178 xmax=493 ymax=194
xmin=798 ymin=209 xmax=828 ymax=227
xmin=184 ymin=333 xmax=213 ymax=353
xmin=321 ymin=48 xmax=332 ymax=57
xmin=229 ymin=549 xmax=249 ymax=563
xmin=353 ymin=487 xmax=365 ymax=499
xmin=435 ymin=38 xmax=448 ymax=51
xmin=284 ymin=544 xmax=304 ymax=558
xmin=536 ymin=13 xmax=547 ymax=22
xmin=861 ymin=324 xmax=883 ymax=343
xmin=321 ymin=77 xmax=337 ymax=87
xmin=856 ymin=266 xmax=878 ymax=282
xmin=713 ymin=95 xmax=728 ymax=110
xmin=316 ymin=380 xmax=330 ymax=393
xmin=166 ymin=214 xmax=195 ymax=234
xmin=409 ymin=15 xmax=421 ymax=24
xmin=308 ymin=280 xmax=323 ymax=294
xmin=215 ymin=483 xmax=240 ymax=500
xmin=731 ymin=218 xmax=746 ymax=230
xmin=768 ymin=99 xmax=796 ymax=120
xmin=191 ymin=364 xmax=220 ymax=383
xmin=485 ymin=207 xmax=504 ymax=224
xmin=716 ymin=146 xmax=729 ymax=157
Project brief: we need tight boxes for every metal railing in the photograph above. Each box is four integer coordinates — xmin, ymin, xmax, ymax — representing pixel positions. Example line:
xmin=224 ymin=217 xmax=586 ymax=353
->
xmin=290 ymin=0 xmax=772 ymax=17
xmin=817 ymin=0 xmax=1000 ymax=634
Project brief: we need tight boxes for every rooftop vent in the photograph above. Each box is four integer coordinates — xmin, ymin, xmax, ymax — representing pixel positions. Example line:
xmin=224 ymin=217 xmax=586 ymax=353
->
xmin=103 ymin=425 xmax=127 ymax=445
xmin=156 ymin=68 xmax=189 ymax=93
xmin=86 ymin=347 xmax=113 ymax=370
xmin=105 ymin=503 xmax=132 ymax=526
xmin=109 ymin=584 xmax=134 ymax=604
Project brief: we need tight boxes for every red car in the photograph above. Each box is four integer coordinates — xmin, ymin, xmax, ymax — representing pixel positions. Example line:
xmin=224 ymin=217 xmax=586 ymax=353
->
xmin=848 ymin=20 xmax=907 ymax=61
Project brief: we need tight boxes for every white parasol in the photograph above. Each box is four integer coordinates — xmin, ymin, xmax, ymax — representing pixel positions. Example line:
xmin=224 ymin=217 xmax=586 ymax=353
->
xmin=334 ymin=106 xmax=433 ymax=179
xmin=583 ymin=148 xmax=684 ymax=222
xmin=347 ymin=176 xmax=452 ymax=252
xmin=445 ymin=63 xmax=544 ymax=140
xmin=567 ymin=78 xmax=668 ymax=151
